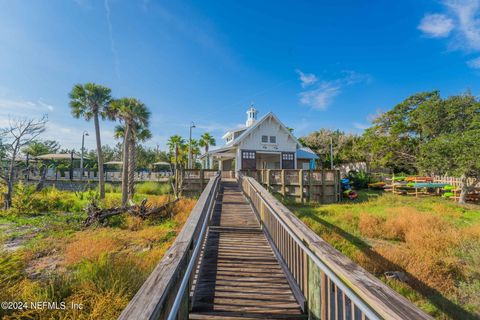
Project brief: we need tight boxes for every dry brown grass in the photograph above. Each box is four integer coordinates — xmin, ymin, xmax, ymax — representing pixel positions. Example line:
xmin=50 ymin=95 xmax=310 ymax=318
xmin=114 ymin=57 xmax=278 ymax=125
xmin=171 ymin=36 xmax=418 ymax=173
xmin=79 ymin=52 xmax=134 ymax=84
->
xmin=358 ymin=214 xmax=385 ymax=238
xmin=356 ymin=208 xmax=466 ymax=294
xmin=172 ymin=198 xmax=197 ymax=227
xmin=124 ymin=215 xmax=144 ymax=231
xmin=63 ymin=230 xmax=127 ymax=266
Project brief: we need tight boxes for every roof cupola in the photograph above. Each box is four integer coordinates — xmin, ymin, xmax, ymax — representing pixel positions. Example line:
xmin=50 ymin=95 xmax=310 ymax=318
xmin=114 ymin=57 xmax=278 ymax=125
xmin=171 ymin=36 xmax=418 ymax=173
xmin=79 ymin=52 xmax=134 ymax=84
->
xmin=246 ymin=105 xmax=258 ymax=127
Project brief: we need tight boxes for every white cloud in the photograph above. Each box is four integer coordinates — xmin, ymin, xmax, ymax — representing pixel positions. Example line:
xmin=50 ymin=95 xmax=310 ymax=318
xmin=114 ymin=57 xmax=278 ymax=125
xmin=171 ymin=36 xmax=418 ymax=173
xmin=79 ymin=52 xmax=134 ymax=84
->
xmin=297 ymin=70 xmax=371 ymax=110
xmin=467 ymin=56 xmax=480 ymax=68
xmin=419 ymin=1 xmax=480 ymax=69
xmin=299 ymin=83 xmax=341 ymax=110
xmin=418 ymin=13 xmax=454 ymax=38
xmin=353 ymin=122 xmax=370 ymax=130
xmin=295 ymin=69 xmax=318 ymax=87
xmin=0 ymin=98 xmax=55 ymax=114
xmin=445 ymin=0 xmax=480 ymax=51
xmin=104 ymin=0 xmax=120 ymax=78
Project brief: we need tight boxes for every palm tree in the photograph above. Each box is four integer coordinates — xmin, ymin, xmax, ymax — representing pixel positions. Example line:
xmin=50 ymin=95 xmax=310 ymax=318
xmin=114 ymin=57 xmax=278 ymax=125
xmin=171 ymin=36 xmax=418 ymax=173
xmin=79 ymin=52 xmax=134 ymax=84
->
xmin=199 ymin=132 xmax=216 ymax=169
xmin=108 ymin=98 xmax=151 ymax=205
xmin=187 ymin=138 xmax=201 ymax=168
xmin=167 ymin=135 xmax=185 ymax=172
xmin=167 ymin=135 xmax=186 ymax=193
xmin=69 ymin=83 xmax=112 ymax=199
xmin=114 ymin=123 xmax=152 ymax=197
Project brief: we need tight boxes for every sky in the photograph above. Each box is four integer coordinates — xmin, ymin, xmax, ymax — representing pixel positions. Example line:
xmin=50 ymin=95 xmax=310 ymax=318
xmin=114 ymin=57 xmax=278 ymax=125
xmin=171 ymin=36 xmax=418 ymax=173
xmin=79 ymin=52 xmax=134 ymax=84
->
xmin=1 ymin=0 xmax=480 ymax=152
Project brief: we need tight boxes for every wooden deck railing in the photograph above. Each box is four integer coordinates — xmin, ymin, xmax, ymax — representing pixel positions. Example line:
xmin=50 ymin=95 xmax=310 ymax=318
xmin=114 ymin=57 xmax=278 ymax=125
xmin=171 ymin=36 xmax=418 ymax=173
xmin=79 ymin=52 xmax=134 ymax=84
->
xmin=241 ymin=169 xmax=341 ymax=204
xmin=118 ymin=173 xmax=220 ymax=320
xmin=239 ymin=174 xmax=432 ymax=320
xmin=181 ymin=170 xmax=235 ymax=193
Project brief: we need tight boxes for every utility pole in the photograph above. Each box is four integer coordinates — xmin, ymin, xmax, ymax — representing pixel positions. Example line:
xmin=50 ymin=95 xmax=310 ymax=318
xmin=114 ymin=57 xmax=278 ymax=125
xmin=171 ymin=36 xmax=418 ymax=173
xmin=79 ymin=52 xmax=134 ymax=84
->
xmin=188 ymin=121 xmax=196 ymax=169
xmin=81 ymin=130 xmax=89 ymax=180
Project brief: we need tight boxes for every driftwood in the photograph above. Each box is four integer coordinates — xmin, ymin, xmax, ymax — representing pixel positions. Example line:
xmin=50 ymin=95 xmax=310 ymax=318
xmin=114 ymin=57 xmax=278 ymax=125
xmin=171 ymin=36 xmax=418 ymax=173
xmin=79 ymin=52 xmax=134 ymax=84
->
xmin=83 ymin=197 xmax=180 ymax=227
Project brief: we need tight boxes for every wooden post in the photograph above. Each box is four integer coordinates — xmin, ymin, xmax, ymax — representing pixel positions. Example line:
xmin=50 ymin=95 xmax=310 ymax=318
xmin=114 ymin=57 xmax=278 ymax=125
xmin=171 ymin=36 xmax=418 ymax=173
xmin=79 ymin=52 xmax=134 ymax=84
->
xmin=200 ymin=170 xmax=205 ymax=191
xmin=392 ymin=173 xmax=395 ymax=194
xmin=308 ymin=170 xmax=313 ymax=202
xmin=267 ymin=169 xmax=271 ymax=191
xmin=336 ymin=170 xmax=341 ymax=202
xmin=321 ymin=271 xmax=328 ymax=320
xmin=321 ymin=170 xmax=326 ymax=204
xmin=299 ymin=169 xmax=304 ymax=203
xmin=281 ymin=170 xmax=286 ymax=197
xmin=308 ymin=258 xmax=322 ymax=320
xmin=415 ymin=177 xmax=418 ymax=198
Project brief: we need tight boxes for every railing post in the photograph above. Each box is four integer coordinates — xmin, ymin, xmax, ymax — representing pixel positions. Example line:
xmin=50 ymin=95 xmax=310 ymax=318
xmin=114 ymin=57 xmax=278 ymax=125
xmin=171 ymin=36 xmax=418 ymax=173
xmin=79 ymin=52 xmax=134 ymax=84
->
xmin=336 ymin=170 xmax=341 ymax=202
xmin=281 ymin=170 xmax=286 ymax=197
xmin=321 ymin=170 xmax=326 ymax=204
xmin=200 ymin=170 xmax=205 ymax=191
xmin=308 ymin=170 xmax=312 ymax=202
xmin=267 ymin=169 xmax=271 ymax=190
xmin=299 ymin=169 xmax=304 ymax=203
xmin=308 ymin=258 xmax=322 ymax=320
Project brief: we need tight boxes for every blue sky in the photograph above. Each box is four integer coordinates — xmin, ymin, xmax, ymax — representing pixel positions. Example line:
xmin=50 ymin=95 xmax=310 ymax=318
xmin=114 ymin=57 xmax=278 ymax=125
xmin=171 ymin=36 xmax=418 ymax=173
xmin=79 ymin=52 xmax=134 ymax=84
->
xmin=1 ymin=0 xmax=480 ymax=151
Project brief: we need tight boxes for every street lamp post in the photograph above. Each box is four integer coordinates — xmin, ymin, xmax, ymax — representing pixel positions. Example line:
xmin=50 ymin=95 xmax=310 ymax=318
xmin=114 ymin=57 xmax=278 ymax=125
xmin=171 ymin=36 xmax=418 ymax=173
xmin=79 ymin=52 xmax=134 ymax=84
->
xmin=188 ymin=121 xmax=196 ymax=169
xmin=81 ymin=130 xmax=89 ymax=180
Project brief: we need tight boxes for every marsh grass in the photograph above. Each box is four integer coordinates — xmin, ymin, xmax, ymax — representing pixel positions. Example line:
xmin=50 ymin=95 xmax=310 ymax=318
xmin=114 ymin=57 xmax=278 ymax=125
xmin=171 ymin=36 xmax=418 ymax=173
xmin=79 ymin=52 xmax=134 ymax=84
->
xmin=289 ymin=191 xmax=480 ymax=319
xmin=0 ymin=193 xmax=196 ymax=320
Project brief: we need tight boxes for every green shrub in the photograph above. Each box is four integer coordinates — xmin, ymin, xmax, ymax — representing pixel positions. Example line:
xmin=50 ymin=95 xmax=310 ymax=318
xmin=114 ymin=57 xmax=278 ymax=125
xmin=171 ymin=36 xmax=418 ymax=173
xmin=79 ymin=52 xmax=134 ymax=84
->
xmin=73 ymin=253 xmax=147 ymax=297
xmin=346 ymin=170 xmax=373 ymax=189
xmin=10 ymin=185 xmax=87 ymax=215
xmin=105 ymin=183 xmax=121 ymax=194
xmin=136 ymin=182 xmax=171 ymax=195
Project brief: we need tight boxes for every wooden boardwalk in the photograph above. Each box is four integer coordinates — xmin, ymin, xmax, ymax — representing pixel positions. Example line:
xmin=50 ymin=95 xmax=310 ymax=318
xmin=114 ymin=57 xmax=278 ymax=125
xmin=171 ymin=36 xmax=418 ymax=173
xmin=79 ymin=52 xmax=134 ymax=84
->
xmin=190 ymin=180 xmax=306 ymax=320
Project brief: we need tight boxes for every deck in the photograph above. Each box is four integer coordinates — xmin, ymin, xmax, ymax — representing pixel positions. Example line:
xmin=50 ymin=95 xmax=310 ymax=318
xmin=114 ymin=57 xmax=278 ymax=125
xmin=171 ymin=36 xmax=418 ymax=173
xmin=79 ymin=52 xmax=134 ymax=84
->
xmin=190 ymin=180 xmax=306 ymax=320
xmin=119 ymin=173 xmax=432 ymax=320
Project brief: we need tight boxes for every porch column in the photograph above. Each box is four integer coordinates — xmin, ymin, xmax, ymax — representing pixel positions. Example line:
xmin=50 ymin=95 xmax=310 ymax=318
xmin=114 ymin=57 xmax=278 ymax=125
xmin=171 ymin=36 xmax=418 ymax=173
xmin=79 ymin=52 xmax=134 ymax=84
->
xmin=235 ymin=148 xmax=242 ymax=171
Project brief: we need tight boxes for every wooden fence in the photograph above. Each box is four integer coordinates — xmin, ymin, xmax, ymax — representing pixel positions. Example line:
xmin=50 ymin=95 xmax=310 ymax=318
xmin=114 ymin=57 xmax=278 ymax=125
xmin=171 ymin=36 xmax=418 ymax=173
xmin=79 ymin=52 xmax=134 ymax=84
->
xmin=241 ymin=169 xmax=341 ymax=204
xmin=118 ymin=173 xmax=220 ymax=320
xmin=239 ymin=174 xmax=432 ymax=320
xmin=11 ymin=168 xmax=172 ymax=182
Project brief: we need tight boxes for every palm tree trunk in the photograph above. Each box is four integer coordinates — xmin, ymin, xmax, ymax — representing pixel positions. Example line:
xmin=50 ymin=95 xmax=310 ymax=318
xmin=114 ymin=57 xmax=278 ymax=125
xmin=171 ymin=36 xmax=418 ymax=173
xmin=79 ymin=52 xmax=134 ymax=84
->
xmin=121 ymin=124 xmax=130 ymax=206
xmin=94 ymin=113 xmax=105 ymax=199
xmin=206 ymin=145 xmax=209 ymax=169
xmin=128 ymin=135 xmax=136 ymax=199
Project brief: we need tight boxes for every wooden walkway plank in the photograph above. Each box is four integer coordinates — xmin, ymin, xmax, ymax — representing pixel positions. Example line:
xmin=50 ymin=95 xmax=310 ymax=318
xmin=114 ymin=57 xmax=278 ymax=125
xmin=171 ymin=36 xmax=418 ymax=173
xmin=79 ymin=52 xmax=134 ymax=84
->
xmin=190 ymin=181 xmax=306 ymax=320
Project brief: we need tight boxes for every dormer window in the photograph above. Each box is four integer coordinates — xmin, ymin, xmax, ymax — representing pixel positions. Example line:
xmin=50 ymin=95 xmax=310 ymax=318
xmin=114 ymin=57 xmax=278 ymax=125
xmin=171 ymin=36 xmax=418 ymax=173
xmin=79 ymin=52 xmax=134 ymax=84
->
xmin=269 ymin=136 xmax=276 ymax=143
xmin=261 ymin=135 xmax=268 ymax=143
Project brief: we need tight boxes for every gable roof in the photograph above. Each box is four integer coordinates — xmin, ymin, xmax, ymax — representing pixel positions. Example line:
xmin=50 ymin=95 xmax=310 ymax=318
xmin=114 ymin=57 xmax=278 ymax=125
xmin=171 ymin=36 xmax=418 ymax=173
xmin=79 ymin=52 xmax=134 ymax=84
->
xmin=297 ymin=147 xmax=319 ymax=159
xmin=221 ymin=126 xmax=247 ymax=139
xmin=227 ymin=112 xmax=302 ymax=148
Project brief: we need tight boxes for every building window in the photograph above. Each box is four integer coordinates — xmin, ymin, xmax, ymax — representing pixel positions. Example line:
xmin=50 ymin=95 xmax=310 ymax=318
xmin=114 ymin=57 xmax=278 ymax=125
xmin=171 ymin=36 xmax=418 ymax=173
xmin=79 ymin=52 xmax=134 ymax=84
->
xmin=282 ymin=153 xmax=294 ymax=160
xmin=269 ymin=136 xmax=276 ymax=143
xmin=242 ymin=151 xmax=255 ymax=159
xmin=261 ymin=135 xmax=268 ymax=143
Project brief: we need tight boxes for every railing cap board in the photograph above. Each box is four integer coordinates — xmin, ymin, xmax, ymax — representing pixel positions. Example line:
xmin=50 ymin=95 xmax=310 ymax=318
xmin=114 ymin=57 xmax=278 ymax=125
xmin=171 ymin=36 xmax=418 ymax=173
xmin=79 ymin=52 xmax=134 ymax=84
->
xmin=118 ymin=174 xmax=219 ymax=320
xmin=244 ymin=176 xmax=432 ymax=320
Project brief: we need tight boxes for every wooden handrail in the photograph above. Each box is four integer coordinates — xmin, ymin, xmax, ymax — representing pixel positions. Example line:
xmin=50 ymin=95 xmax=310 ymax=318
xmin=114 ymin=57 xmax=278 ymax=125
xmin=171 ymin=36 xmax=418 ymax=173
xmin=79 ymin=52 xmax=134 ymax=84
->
xmin=239 ymin=174 xmax=432 ymax=320
xmin=118 ymin=173 xmax=220 ymax=320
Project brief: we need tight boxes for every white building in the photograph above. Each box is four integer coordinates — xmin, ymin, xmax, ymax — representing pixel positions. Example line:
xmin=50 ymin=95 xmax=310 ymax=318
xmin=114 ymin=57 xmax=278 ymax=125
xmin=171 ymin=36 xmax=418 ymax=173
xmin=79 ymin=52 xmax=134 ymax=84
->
xmin=202 ymin=107 xmax=319 ymax=171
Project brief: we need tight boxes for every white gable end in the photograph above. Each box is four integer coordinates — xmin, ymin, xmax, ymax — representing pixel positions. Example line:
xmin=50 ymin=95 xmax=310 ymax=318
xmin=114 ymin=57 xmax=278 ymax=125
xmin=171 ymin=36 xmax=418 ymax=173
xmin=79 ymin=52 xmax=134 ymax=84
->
xmin=238 ymin=114 xmax=298 ymax=152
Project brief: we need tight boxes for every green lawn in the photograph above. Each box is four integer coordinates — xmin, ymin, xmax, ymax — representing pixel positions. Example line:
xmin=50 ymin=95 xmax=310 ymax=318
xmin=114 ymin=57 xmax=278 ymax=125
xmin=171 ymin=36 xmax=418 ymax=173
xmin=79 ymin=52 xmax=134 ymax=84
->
xmin=287 ymin=191 xmax=480 ymax=320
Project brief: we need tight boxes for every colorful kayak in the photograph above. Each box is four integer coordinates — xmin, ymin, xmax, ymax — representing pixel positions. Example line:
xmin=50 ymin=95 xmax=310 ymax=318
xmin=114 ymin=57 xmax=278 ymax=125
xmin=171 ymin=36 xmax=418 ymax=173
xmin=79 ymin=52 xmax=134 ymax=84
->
xmin=405 ymin=176 xmax=434 ymax=182
xmin=411 ymin=183 xmax=450 ymax=188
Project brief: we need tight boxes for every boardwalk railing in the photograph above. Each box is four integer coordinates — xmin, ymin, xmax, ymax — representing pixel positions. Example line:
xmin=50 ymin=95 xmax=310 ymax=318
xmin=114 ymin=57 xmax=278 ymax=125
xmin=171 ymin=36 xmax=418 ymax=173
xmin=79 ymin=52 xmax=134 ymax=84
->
xmin=241 ymin=169 xmax=341 ymax=204
xmin=239 ymin=173 xmax=432 ymax=320
xmin=118 ymin=172 xmax=220 ymax=320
